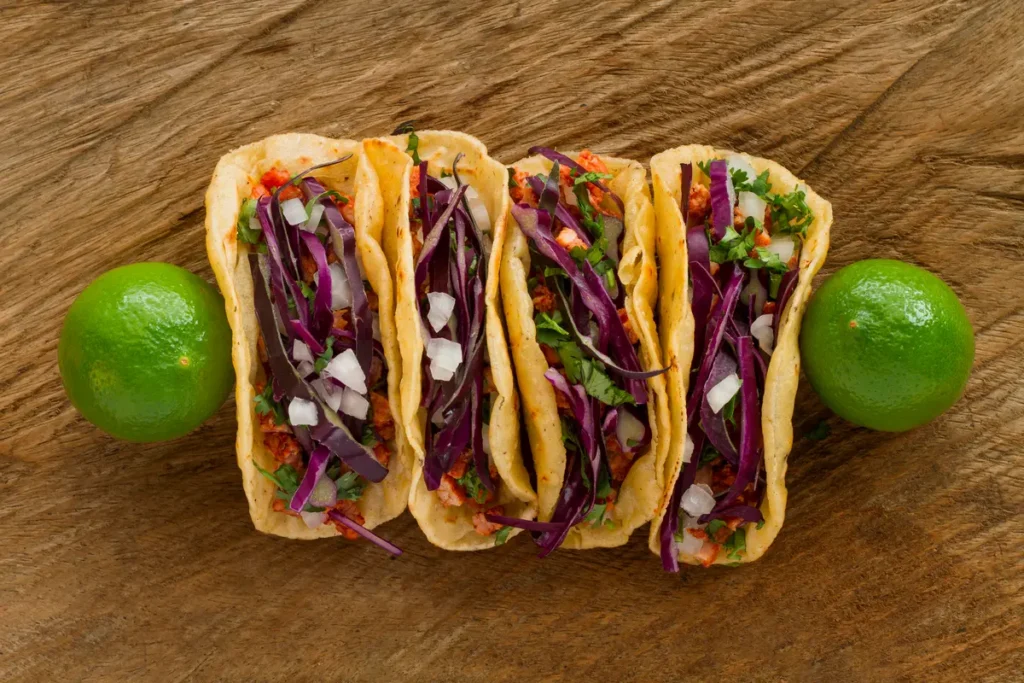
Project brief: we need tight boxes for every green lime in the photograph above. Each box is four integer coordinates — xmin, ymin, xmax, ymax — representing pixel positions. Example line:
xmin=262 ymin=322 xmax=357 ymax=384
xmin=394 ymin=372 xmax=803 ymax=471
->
xmin=58 ymin=262 xmax=234 ymax=442
xmin=800 ymin=259 xmax=973 ymax=432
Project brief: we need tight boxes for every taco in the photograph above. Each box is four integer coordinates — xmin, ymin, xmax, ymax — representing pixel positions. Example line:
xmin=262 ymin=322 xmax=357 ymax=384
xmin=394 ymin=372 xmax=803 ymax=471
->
xmin=497 ymin=148 xmax=670 ymax=555
xmin=205 ymin=133 xmax=412 ymax=553
xmin=363 ymin=128 xmax=537 ymax=550
xmin=648 ymin=145 xmax=832 ymax=569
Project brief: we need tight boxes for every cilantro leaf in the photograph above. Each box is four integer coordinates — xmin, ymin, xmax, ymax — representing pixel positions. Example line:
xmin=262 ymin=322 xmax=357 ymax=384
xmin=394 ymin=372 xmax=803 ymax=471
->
xmin=254 ymin=461 xmax=301 ymax=495
xmin=313 ymin=336 xmax=335 ymax=374
xmin=745 ymin=247 xmax=789 ymax=274
xmin=576 ymin=358 xmax=635 ymax=406
xmin=507 ymin=168 xmax=519 ymax=191
xmin=706 ymin=519 xmax=727 ymax=538
xmin=696 ymin=160 xmax=713 ymax=177
xmin=406 ymin=130 xmax=421 ymax=165
xmin=723 ymin=527 xmax=746 ymax=560
xmin=731 ymin=169 xmax=772 ymax=198
xmin=335 ymin=471 xmax=365 ymax=501
xmin=573 ymin=171 xmax=612 ymax=187
xmin=456 ymin=464 xmax=489 ymax=505
xmin=583 ymin=502 xmax=610 ymax=527
xmin=535 ymin=311 xmax=570 ymax=337
xmin=254 ymin=384 xmax=286 ymax=425
xmin=236 ymin=198 xmax=262 ymax=245
xmin=699 ymin=443 xmax=721 ymax=467
xmin=494 ymin=525 xmax=512 ymax=546
xmin=359 ymin=424 xmax=379 ymax=447
xmin=769 ymin=271 xmax=784 ymax=299
xmin=769 ymin=188 xmax=813 ymax=236
xmin=722 ymin=393 xmax=740 ymax=425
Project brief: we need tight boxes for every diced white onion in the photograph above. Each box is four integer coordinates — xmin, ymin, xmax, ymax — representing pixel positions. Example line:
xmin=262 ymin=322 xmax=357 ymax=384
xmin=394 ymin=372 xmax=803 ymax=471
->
xmin=750 ymin=313 xmax=775 ymax=354
xmin=680 ymin=483 xmax=716 ymax=517
xmin=295 ymin=360 xmax=314 ymax=378
xmin=302 ymin=203 xmax=325 ymax=232
xmin=682 ymin=433 xmax=695 ymax=464
xmin=426 ymin=292 xmax=456 ymax=332
xmin=737 ymin=191 xmax=767 ymax=224
xmin=288 ymin=398 xmax=319 ymax=427
xmin=439 ymin=175 xmax=458 ymax=190
xmin=429 ymin=359 xmax=455 ymax=382
xmin=678 ymin=529 xmax=705 ymax=556
xmin=372 ymin=317 xmax=381 ymax=341
xmin=616 ymin=410 xmax=645 ymax=450
xmin=562 ymin=184 xmax=579 ymax=208
xmin=426 ymin=337 xmax=463 ymax=375
xmin=465 ymin=185 xmax=491 ymax=233
xmin=292 ymin=340 xmax=314 ymax=364
xmin=248 ymin=213 xmax=263 ymax=233
xmin=281 ymin=198 xmax=307 ymax=226
xmin=311 ymin=379 xmax=342 ymax=412
xmin=706 ymin=373 xmax=742 ymax=414
xmin=329 ymin=263 xmax=351 ymax=309
xmin=765 ymin=235 xmax=796 ymax=263
xmin=339 ymin=387 xmax=370 ymax=420
xmin=309 ymin=476 xmax=338 ymax=508
xmin=300 ymin=511 xmax=327 ymax=529
xmin=324 ymin=349 xmax=366 ymax=394
xmin=482 ymin=423 xmax=491 ymax=455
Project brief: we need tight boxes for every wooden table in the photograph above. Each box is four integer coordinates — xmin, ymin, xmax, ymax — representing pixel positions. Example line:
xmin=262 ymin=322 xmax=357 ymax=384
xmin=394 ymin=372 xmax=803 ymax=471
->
xmin=2 ymin=1 xmax=1021 ymax=681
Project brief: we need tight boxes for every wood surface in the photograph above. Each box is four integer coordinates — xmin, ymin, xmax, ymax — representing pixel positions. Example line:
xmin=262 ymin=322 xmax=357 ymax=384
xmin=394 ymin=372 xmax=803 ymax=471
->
xmin=1 ymin=1 xmax=1021 ymax=681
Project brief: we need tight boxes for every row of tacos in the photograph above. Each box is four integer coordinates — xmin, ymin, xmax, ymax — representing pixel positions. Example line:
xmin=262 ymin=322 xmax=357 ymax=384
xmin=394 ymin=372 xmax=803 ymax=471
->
xmin=205 ymin=129 xmax=831 ymax=568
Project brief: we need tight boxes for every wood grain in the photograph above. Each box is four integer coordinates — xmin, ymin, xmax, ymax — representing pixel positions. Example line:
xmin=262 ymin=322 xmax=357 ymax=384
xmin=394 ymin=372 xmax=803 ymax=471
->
xmin=1 ymin=1 xmax=1021 ymax=681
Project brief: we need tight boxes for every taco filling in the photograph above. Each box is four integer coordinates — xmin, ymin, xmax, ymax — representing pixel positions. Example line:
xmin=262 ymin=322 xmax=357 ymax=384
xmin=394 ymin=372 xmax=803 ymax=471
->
xmin=236 ymin=161 xmax=401 ymax=555
xmin=658 ymin=156 xmax=813 ymax=569
xmin=408 ymin=150 xmax=511 ymax=541
xmin=492 ymin=148 xmax=664 ymax=556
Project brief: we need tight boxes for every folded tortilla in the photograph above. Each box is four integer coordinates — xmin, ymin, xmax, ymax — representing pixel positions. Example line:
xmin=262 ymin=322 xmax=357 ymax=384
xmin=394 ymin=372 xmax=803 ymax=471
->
xmin=363 ymin=130 xmax=537 ymax=550
xmin=205 ymin=133 xmax=413 ymax=539
xmin=647 ymin=145 xmax=832 ymax=564
xmin=501 ymin=152 xmax=670 ymax=549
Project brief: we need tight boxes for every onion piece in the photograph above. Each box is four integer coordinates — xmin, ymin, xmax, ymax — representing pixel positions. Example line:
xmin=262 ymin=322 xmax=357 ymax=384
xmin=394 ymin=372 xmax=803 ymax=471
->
xmin=616 ymin=410 xmax=645 ymax=450
xmin=465 ymin=185 xmax=491 ymax=232
xmin=302 ymin=203 xmax=325 ymax=233
xmin=308 ymin=476 xmax=338 ymax=508
xmin=339 ymin=387 xmax=370 ymax=420
xmin=295 ymin=360 xmax=314 ymax=378
xmin=682 ymin=433 xmax=695 ymax=464
xmin=301 ymin=511 xmax=327 ymax=529
xmin=329 ymin=263 xmax=351 ymax=309
xmin=766 ymin=235 xmax=796 ymax=263
xmin=426 ymin=338 xmax=463 ymax=379
xmin=311 ymin=378 xmax=342 ymax=412
xmin=324 ymin=348 xmax=366 ymax=394
xmin=737 ymin=191 xmax=767 ymax=224
xmin=680 ymin=483 xmax=716 ymax=517
xmin=750 ymin=313 xmax=775 ymax=354
xmin=288 ymin=397 xmax=319 ymax=426
xmin=293 ymin=339 xmax=314 ymax=364
xmin=281 ymin=198 xmax=307 ymax=226
xmin=248 ymin=213 xmax=263 ymax=234
xmin=439 ymin=176 xmax=458 ymax=191
xmin=426 ymin=292 xmax=456 ymax=332
xmin=706 ymin=373 xmax=742 ymax=414
xmin=678 ymin=528 xmax=705 ymax=556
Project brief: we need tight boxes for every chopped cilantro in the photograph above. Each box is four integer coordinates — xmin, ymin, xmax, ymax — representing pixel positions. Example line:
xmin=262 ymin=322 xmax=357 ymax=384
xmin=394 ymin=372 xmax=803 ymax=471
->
xmin=706 ymin=519 xmax=727 ymax=538
xmin=744 ymin=247 xmax=789 ymax=274
xmin=722 ymin=392 xmax=740 ymax=425
xmin=527 ymin=276 xmax=538 ymax=291
xmin=804 ymin=421 xmax=831 ymax=441
xmin=769 ymin=188 xmax=813 ymax=236
xmin=543 ymin=266 xmax=567 ymax=281
xmin=236 ymin=198 xmax=262 ymax=245
xmin=699 ymin=443 xmax=720 ymax=467
xmin=254 ymin=384 xmax=286 ymax=425
xmin=507 ymin=168 xmax=518 ymax=191
xmin=335 ymin=471 xmax=365 ymax=501
xmin=535 ymin=311 xmax=569 ymax=337
xmin=731 ymin=168 xmax=772 ymax=197
xmin=254 ymin=461 xmax=301 ymax=496
xmin=494 ymin=525 xmax=512 ymax=546
xmin=299 ymin=280 xmax=316 ymax=303
xmin=456 ymin=464 xmax=489 ymax=505
xmin=723 ymin=527 xmax=746 ymax=560
xmin=575 ymin=358 xmax=635 ymax=406
xmin=583 ymin=501 xmax=615 ymax=528
xmin=573 ymin=171 xmax=613 ymax=187
xmin=440 ymin=169 xmax=452 ymax=178
xmin=696 ymin=160 xmax=713 ymax=177
xmin=756 ymin=519 xmax=766 ymax=530
xmin=769 ymin=271 xmax=784 ymax=299
xmin=406 ymin=130 xmax=421 ymax=165
xmin=360 ymin=424 xmax=378 ymax=447
xmin=313 ymin=336 xmax=335 ymax=374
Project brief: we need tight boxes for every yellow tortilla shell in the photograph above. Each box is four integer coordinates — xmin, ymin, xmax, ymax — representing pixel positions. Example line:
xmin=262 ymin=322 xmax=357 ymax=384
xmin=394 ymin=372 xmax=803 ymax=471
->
xmin=501 ymin=152 xmax=669 ymax=549
xmin=363 ymin=130 xmax=537 ymax=550
xmin=205 ymin=133 xmax=413 ymax=539
xmin=646 ymin=145 xmax=832 ymax=565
